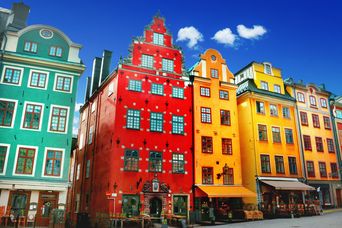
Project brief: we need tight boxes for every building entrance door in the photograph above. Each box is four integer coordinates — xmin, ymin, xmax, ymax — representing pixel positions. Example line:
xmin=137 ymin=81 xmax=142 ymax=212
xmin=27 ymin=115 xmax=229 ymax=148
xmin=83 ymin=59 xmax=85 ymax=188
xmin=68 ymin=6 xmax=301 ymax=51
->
xmin=36 ymin=192 xmax=58 ymax=226
xmin=149 ymin=197 xmax=162 ymax=217
xmin=336 ymin=189 xmax=342 ymax=207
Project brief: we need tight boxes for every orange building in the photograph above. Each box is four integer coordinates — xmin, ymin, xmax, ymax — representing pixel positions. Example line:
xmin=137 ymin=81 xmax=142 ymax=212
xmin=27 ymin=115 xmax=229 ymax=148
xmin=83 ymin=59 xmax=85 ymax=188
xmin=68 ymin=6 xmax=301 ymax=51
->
xmin=235 ymin=62 xmax=313 ymax=217
xmin=285 ymin=80 xmax=341 ymax=208
xmin=189 ymin=49 xmax=255 ymax=222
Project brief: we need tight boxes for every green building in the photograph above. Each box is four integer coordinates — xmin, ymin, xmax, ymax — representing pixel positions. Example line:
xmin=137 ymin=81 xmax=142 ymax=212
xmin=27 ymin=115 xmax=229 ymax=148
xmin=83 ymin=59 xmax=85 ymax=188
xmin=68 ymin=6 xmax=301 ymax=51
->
xmin=0 ymin=3 xmax=84 ymax=225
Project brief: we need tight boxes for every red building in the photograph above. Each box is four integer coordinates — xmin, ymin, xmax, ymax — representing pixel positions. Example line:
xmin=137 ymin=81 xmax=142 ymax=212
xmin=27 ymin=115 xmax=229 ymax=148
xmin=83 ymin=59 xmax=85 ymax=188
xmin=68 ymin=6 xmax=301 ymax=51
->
xmin=70 ymin=16 xmax=193 ymax=225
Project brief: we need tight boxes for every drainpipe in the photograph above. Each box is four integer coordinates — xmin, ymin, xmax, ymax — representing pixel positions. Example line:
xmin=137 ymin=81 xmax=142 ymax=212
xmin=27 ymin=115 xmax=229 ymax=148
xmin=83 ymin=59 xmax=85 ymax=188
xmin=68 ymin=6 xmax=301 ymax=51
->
xmin=189 ymin=74 xmax=196 ymax=222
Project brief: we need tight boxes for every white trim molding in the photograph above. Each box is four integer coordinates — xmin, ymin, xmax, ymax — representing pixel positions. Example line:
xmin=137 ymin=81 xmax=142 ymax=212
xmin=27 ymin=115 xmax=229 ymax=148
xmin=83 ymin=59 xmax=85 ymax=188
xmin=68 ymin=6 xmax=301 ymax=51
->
xmin=0 ymin=98 xmax=18 ymax=129
xmin=20 ymin=101 xmax=45 ymax=132
xmin=27 ymin=69 xmax=50 ymax=90
xmin=47 ymin=104 xmax=70 ymax=134
xmin=41 ymin=147 xmax=65 ymax=178
xmin=0 ymin=65 xmax=25 ymax=87
xmin=0 ymin=143 xmax=11 ymax=175
xmin=12 ymin=145 xmax=39 ymax=177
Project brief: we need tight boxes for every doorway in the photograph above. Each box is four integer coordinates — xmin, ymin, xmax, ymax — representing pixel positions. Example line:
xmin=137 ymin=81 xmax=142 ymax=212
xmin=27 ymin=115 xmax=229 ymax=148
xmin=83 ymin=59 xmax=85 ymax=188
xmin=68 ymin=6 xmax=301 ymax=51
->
xmin=336 ymin=189 xmax=342 ymax=207
xmin=36 ymin=192 xmax=58 ymax=226
xmin=149 ymin=197 xmax=162 ymax=217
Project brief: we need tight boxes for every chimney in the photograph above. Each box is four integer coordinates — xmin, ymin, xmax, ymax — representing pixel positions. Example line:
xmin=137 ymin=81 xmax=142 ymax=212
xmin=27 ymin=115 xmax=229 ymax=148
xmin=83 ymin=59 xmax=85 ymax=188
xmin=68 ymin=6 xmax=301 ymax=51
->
xmin=319 ymin=83 xmax=326 ymax=90
xmin=10 ymin=2 xmax=30 ymax=31
xmin=90 ymin=57 xmax=102 ymax=95
xmin=84 ymin=77 xmax=91 ymax=102
xmin=99 ymin=50 xmax=112 ymax=85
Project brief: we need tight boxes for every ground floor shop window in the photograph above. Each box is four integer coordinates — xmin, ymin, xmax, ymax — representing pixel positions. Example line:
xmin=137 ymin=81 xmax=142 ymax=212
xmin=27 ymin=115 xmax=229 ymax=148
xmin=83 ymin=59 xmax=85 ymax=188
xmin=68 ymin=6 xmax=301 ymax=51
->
xmin=173 ymin=195 xmax=187 ymax=215
xmin=122 ymin=195 xmax=140 ymax=217
xmin=9 ymin=191 xmax=30 ymax=216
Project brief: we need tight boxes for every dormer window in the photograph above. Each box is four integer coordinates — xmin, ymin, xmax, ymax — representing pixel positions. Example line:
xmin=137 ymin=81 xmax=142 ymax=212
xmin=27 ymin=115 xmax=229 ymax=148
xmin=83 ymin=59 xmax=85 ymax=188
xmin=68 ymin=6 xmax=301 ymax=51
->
xmin=49 ymin=46 xmax=63 ymax=57
xmin=153 ymin=33 xmax=164 ymax=45
xmin=264 ymin=63 xmax=272 ymax=75
xmin=24 ymin=41 xmax=38 ymax=53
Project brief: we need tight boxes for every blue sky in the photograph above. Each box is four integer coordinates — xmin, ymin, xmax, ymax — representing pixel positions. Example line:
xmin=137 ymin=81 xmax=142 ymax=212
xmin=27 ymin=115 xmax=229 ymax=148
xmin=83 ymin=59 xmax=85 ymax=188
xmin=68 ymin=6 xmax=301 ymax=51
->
xmin=3 ymin=0 xmax=342 ymax=133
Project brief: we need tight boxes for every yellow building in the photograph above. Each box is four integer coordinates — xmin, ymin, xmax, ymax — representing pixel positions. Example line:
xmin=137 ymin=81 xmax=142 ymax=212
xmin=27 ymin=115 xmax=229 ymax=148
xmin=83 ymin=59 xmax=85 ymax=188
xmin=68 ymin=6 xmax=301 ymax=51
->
xmin=235 ymin=62 xmax=313 ymax=215
xmin=189 ymin=49 xmax=255 ymax=221
xmin=285 ymin=80 xmax=340 ymax=208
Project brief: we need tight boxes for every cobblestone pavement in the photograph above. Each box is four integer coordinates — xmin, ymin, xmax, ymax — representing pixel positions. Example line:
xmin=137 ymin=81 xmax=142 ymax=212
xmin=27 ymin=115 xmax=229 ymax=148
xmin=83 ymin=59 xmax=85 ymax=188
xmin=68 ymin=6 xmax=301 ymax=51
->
xmin=202 ymin=211 xmax=342 ymax=228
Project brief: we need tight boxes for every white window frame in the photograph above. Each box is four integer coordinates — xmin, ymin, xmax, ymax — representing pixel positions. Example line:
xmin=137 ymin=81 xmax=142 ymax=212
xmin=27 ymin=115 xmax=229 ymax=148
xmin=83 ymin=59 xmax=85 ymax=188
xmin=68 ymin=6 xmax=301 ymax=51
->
xmin=274 ymin=84 xmax=281 ymax=93
xmin=297 ymin=92 xmax=305 ymax=103
xmin=41 ymin=147 xmax=65 ymax=178
xmin=76 ymin=164 xmax=80 ymax=180
xmin=261 ymin=81 xmax=269 ymax=90
xmin=47 ymin=104 xmax=70 ymax=134
xmin=27 ymin=69 xmax=49 ymax=90
xmin=0 ymin=98 xmax=18 ymax=129
xmin=153 ymin=33 xmax=164 ymax=45
xmin=79 ymin=133 xmax=84 ymax=149
xmin=263 ymin=63 xmax=273 ymax=75
xmin=20 ymin=101 xmax=45 ymax=132
xmin=320 ymin=98 xmax=327 ymax=108
xmin=53 ymin=74 xmax=73 ymax=94
xmin=0 ymin=143 xmax=10 ymax=175
xmin=0 ymin=65 xmax=24 ymax=87
xmin=12 ymin=145 xmax=38 ymax=177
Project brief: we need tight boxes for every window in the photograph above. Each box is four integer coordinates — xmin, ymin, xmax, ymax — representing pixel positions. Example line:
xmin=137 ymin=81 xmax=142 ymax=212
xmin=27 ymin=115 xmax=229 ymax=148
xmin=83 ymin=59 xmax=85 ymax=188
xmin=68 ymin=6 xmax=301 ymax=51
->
xmin=126 ymin=109 xmax=140 ymax=130
xmin=272 ymin=127 xmax=281 ymax=143
xmin=223 ymin=167 xmax=234 ymax=185
xmin=172 ymin=87 xmax=184 ymax=99
xmin=151 ymin=83 xmax=163 ymax=95
xmin=172 ymin=115 xmax=184 ymax=134
xmin=327 ymin=138 xmax=335 ymax=153
xmin=323 ymin=116 xmax=331 ymax=129
xmin=306 ymin=161 xmax=315 ymax=177
xmin=76 ymin=164 xmax=80 ymax=180
xmin=200 ymin=87 xmax=210 ymax=97
xmin=91 ymin=102 xmax=96 ymax=113
xmin=220 ymin=110 xmax=230 ymax=125
xmin=85 ymin=160 xmax=90 ymax=178
xmin=108 ymin=82 xmax=114 ymax=96
xmin=2 ymin=67 xmax=22 ymax=85
xmin=270 ymin=104 xmax=278 ymax=116
xmin=202 ymin=167 xmax=213 ymax=184
xmin=149 ymin=151 xmax=162 ymax=172
xmin=150 ymin=112 xmax=163 ymax=132
xmin=124 ymin=149 xmax=139 ymax=171
xmin=15 ymin=147 xmax=36 ymax=175
xmin=210 ymin=68 xmax=218 ymax=78
xmin=55 ymin=75 xmax=72 ymax=92
xmin=312 ymin=114 xmax=320 ymax=128
xmin=256 ymin=101 xmax=265 ymax=114
xmin=275 ymin=156 xmax=285 ymax=174
xmin=222 ymin=138 xmax=232 ymax=155
xmin=24 ymin=41 xmax=37 ymax=53
xmin=29 ymin=71 xmax=47 ymax=89
xmin=282 ymin=107 xmax=290 ymax=119
xmin=173 ymin=196 xmax=187 ymax=215
xmin=0 ymin=99 xmax=16 ymax=127
xmin=219 ymin=90 xmax=229 ymax=100
xmin=288 ymin=157 xmax=298 ymax=175
xmin=315 ymin=137 xmax=323 ymax=152
xmin=128 ymin=79 xmax=142 ymax=92
xmin=264 ymin=63 xmax=272 ymax=75
xmin=261 ymin=155 xmax=271 ymax=173
xmin=49 ymin=46 xmax=62 ymax=57
xmin=201 ymin=107 xmax=211 ymax=123
xmin=122 ymin=195 xmax=140 ymax=216
xmin=309 ymin=95 xmax=317 ymax=107
xmin=261 ymin=81 xmax=268 ymax=90
xmin=172 ymin=153 xmax=184 ymax=174
xmin=297 ymin=92 xmax=305 ymax=103
xmin=320 ymin=98 xmax=327 ymax=108
xmin=0 ymin=145 xmax=8 ymax=173
xmin=331 ymin=163 xmax=338 ymax=178
xmin=274 ymin=84 xmax=281 ymax=93
xmin=141 ymin=54 xmax=154 ymax=68
xmin=44 ymin=149 xmax=62 ymax=176
xmin=258 ymin=124 xmax=268 ymax=141
xmin=319 ymin=162 xmax=327 ymax=177
xmin=202 ymin=136 xmax=213 ymax=153
xmin=285 ymin=128 xmax=294 ymax=144
xmin=22 ymin=103 xmax=43 ymax=130
xmin=300 ymin=112 xmax=308 ymax=126
xmin=153 ymin=33 xmax=164 ymax=45
xmin=88 ymin=126 xmax=94 ymax=144
xmin=162 ymin=58 xmax=174 ymax=72
xmin=49 ymin=106 xmax=68 ymax=133
xmin=337 ymin=110 xmax=342 ymax=119
xmin=303 ymin=135 xmax=312 ymax=150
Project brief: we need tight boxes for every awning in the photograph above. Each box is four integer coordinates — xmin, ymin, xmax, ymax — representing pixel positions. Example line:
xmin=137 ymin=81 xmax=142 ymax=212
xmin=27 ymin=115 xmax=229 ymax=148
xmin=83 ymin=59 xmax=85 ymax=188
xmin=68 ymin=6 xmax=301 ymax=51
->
xmin=198 ymin=185 xmax=256 ymax=198
xmin=261 ymin=180 xmax=315 ymax=191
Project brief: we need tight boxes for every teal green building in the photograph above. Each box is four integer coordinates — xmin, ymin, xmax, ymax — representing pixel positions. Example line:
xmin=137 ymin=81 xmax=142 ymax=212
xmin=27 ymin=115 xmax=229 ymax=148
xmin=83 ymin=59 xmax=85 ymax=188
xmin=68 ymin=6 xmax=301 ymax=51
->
xmin=0 ymin=3 xmax=84 ymax=224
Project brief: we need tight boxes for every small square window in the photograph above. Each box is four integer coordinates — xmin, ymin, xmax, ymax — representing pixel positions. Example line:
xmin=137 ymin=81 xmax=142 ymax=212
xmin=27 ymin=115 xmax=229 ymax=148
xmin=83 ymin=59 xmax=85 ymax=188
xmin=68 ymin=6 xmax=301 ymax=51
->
xmin=172 ymin=87 xmax=184 ymax=99
xmin=128 ymin=79 xmax=142 ymax=92
xmin=151 ymin=83 xmax=164 ymax=95
xmin=210 ymin=69 xmax=218 ymax=78
xmin=153 ymin=33 xmax=164 ymax=45
xmin=24 ymin=41 xmax=38 ymax=53
xmin=219 ymin=90 xmax=229 ymax=100
xmin=200 ymin=87 xmax=210 ymax=97
xmin=55 ymin=75 xmax=72 ymax=92
xmin=162 ymin=58 xmax=174 ymax=72
xmin=142 ymin=54 xmax=154 ymax=68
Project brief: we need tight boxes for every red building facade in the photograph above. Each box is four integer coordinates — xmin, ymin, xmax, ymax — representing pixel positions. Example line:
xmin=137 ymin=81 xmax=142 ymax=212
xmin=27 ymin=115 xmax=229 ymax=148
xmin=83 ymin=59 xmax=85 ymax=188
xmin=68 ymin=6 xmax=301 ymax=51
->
xmin=71 ymin=16 xmax=193 ymax=224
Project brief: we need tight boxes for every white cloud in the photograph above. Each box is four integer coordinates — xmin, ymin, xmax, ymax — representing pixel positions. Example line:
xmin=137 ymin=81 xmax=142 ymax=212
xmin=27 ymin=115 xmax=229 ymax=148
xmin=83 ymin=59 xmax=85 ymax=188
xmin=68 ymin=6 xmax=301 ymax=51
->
xmin=72 ymin=115 xmax=79 ymax=136
xmin=74 ymin=103 xmax=83 ymax=112
xmin=177 ymin=26 xmax=203 ymax=49
xmin=237 ymin=24 xmax=267 ymax=39
xmin=211 ymin=28 xmax=237 ymax=46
